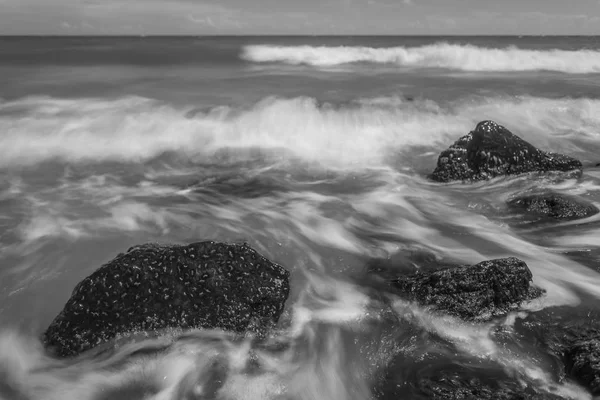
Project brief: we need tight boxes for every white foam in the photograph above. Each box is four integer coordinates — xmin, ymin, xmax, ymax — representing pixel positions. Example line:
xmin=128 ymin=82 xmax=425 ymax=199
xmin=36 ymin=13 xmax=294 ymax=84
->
xmin=242 ymin=43 xmax=600 ymax=73
xmin=391 ymin=300 xmax=591 ymax=399
xmin=1 ymin=94 xmax=599 ymax=169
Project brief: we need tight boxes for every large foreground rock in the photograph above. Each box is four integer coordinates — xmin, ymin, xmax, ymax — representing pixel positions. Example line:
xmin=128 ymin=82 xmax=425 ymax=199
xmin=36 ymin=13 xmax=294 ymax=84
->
xmin=44 ymin=241 xmax=290 ymax=357
xmin=430 ymin=121 xmax=582 ymax=182
xmin=390 ymin=257 xmax=543 ymax=321
xmin=507 ymin=192 xmax=598 ymax=221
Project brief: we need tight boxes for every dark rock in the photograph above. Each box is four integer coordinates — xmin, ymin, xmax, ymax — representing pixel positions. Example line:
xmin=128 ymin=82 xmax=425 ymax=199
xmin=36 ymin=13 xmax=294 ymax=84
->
xmin=43 ymin=241 xmax=290 ymax=358
xmin=518 ymin=309 xmax=600 ymax=395
xmin=365 ymin=249 xmax=461 ymax=282
xmin=430 ymin=121 xmax=582 ymax=182
xmin=565 ymin=337 xmax=600 ymax=394
xmin=508 ymin=192 xmax=598 ymax=221
xmin=391 ymin=257 xmax=543 ymax=321
xmin=374 ymin=352 xmax=564 ymax=400
xmin=415 ymin=375 xmax=562 ymax=400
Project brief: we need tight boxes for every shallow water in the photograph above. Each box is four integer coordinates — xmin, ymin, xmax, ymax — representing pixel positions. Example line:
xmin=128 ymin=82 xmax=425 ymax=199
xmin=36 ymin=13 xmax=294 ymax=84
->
xmin=1 ymin=36 xmax=600 ymax=399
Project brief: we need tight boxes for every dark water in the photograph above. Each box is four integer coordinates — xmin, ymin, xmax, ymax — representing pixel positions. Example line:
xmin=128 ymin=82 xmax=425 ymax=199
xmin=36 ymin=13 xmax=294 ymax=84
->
xmin=1 ymin=36 xmax=600 ymax=399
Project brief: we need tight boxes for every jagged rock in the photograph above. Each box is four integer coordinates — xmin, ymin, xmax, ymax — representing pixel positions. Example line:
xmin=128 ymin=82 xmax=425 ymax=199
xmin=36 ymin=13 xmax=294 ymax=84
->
xmin=390 ymin=257 xmax=543 ymax=321
xmin=430 ymin=121 xmax=582 ymax=182
xmin=43 ymin=241 xmax=290 ymax=357
xmin=508 ymin=192 xmax=598 ymax=221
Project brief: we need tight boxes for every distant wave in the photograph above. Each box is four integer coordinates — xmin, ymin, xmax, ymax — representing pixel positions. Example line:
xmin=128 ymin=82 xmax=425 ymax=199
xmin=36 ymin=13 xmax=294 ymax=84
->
xmin=241 ymin=43 xmax=600 ymax=73
xmin=0 ymin=95 xmax=599 ymax=169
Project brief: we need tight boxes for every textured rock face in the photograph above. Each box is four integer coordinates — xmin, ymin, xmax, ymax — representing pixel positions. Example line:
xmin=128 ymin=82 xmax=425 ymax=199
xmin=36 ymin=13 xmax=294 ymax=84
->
xmin=373 ymin=353 xmax=564 ymax=400
xmin=521 ymin=311 xmax=600 ymax=396
xmin=507 ymin=192 xmax=598 ymax=221
xmin=413 ymin=376 xmax=562 ymax=400
xmin=44 ymin=241 xmax=290 ymax=357
xmin=391 ymin=257 xmax=543 ymax=321
xmin=430 ymin=121 xmax=582 ymax=182
xmin=565 ymin=337 xmax=600 ymax=394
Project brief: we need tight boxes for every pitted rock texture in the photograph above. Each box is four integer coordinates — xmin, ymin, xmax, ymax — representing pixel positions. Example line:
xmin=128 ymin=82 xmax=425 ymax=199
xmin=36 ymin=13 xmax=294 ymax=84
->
xmin=44 ymin=241 xmax=290 ymax=357
xmin=507 ymin=192 xmax=598 ymax=221
xmin=391 ymin=257 xmax=543 ymax=321
xmin=430 ymin=121 xmax=582 ymax=182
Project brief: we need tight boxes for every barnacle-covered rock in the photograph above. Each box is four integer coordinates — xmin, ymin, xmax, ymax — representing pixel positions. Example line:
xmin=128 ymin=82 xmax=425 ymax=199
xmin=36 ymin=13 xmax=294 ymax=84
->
xmin=508 ymin=192 xmax=598 ymax=221
xmin=390 ymin=257 xmax=543 ymax=321
xmin=44 ymin=241 xmax=290 ymax=357
xmin=430 ymin=121 xmax=582 ymax=182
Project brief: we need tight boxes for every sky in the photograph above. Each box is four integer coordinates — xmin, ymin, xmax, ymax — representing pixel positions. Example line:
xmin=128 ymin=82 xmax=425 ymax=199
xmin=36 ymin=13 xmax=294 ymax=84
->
xmin=1 ymin=0 xmax=600 ymax=35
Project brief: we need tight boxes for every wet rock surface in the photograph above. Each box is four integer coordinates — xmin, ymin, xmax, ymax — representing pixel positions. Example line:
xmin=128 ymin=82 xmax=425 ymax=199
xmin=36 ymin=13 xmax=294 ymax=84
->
xmin=389 ymin=257 xmax=543 ymax=321
xmin=365 ymin=249 xmax=462 ymax=282
xmin=507 ymin=192 xmax=598 ymax=221
xmin=413 ymin=375 xmax=563 ymax=400
xmin=565 ymin=337 xmax=600 ymax=395
xmin=374 ymin=353 xmax=565 ymax=400
xmin=519 ymin=309 xmax=600 ymax=395
xmin=44 ymin=241 xmax=290 ymax=357
xmin=430 ymin=121 xmax=582 ymax=182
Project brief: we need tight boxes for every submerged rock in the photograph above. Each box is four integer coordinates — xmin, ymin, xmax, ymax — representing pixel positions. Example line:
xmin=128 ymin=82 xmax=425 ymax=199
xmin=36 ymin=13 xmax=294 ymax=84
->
xmin=430 ymin=121 xmax=582 ymax=182
xmin=390 ymin=257 xmax=543 ymax=321
xmin=507 ymin=192 xmax=598 ymax=221
xmin=520 ymin=310 xmax=600 ymax=396
xmin=374 ymin=352 xmax=565 ymax=400
xmin=415 ymin=375 xmax=562 ymax=400
xmin=44 ymin=241 xmax=290 ymax=357
xmin=565 ymin=337 xmax=600 ymax=395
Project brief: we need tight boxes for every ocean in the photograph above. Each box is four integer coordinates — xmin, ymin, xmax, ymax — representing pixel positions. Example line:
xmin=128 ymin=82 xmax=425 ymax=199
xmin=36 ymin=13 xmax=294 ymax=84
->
xmin=1 ymin=35 xmax=600 ymax=399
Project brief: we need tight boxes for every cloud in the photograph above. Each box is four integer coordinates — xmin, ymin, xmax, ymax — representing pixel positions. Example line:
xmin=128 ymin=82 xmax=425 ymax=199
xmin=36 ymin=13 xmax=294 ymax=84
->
xmin=188 ymin=14 xmax=216 ymax=27
xmin=1 ymin=0 xmax=600 ymax=35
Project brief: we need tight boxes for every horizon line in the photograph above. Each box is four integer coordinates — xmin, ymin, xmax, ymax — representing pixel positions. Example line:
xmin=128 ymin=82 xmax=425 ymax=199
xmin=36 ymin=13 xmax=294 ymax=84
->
xmin=1 ymin=34 xmax=600 ymax=38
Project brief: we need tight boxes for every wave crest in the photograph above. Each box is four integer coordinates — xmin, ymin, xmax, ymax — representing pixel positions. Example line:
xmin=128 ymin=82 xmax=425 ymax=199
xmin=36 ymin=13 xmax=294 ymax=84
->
xmin=241 ymin=43 xmax=600 ymax=73
xmin=0 ymin=95 xmax=599 ymax=169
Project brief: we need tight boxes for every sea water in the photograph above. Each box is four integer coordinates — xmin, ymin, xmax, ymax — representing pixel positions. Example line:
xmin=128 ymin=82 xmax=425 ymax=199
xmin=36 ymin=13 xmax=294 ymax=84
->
xmin=0 ymin=36 xmax=600 ymax=399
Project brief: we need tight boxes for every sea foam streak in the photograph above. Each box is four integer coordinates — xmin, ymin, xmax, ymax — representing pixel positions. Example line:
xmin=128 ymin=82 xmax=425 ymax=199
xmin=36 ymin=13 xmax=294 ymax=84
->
xmin=0 ymin=95 xmax=599 ymax=169
xmin=241 ymin=43 xmax=600 ymax=73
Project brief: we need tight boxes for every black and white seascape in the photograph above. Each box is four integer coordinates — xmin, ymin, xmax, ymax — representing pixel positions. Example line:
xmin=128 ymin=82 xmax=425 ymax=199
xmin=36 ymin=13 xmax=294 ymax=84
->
xmin=1 ymin=4 xmax=600 ymax=400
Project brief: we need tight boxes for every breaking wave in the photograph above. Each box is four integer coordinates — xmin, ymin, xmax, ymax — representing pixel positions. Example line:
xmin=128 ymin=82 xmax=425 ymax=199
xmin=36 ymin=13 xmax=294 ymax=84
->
xmin=1 ymin=94 xmax=599 ymax=169
xmin=241 ymin=43 xmax=600 ymax=73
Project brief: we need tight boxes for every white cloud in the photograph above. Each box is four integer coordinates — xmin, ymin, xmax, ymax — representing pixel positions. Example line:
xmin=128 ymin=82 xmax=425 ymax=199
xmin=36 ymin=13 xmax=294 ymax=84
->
xmin=188 ymin=14 xmax=216 ymax=27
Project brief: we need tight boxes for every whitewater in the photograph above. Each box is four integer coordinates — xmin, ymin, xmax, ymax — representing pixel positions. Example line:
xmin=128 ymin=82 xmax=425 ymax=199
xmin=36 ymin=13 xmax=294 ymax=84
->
xmin=242 ymin=42 xmax=600 ymax=73
xmin=1 ymin=95 xmax=599 ymax=168
xmin=1 ymin=36 xmax=600 ymax=400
